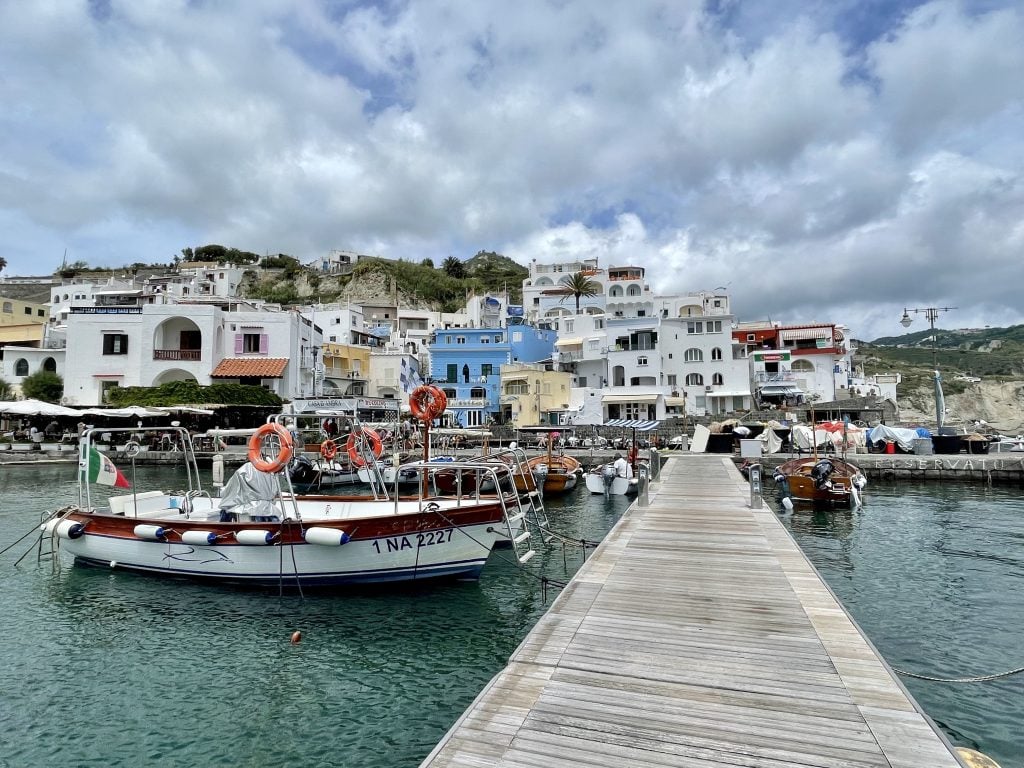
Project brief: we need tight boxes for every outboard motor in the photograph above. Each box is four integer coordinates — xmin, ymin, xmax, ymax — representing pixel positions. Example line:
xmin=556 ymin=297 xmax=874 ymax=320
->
xmin=810 ymin=459 xmax=834 ymax=490
xmin=532 ymin=463 xmax=549 ymax=496
xmin=288 ymin=455 xmax=318 ymax=487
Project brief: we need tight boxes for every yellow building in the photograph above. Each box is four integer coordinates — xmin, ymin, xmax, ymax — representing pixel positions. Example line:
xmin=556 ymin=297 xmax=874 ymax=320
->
xmin=499 ymin=363 xmax=572 ymax=427
xmin=0 ymin=296 xmax=49 ymax=346
xmin=321 ymin=342 xmax=371 ymax=396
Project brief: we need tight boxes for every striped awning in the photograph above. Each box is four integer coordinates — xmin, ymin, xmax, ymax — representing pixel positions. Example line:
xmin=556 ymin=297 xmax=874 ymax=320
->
xmin=602 ymin=394 xmax=659 ymax=404
xmin=555 ymin=337 xmax=584 ymax=347
xmin=602 ymin=419 xmax=660 ymax=431
xmin=779 ymin=327 xmax=832 ymax=341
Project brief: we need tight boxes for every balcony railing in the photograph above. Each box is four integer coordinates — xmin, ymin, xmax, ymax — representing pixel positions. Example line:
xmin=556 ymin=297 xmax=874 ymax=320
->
xmin=754 ymin=372 xmax=797 ymax=383
xmin=446 ymin=398 xmax=490 ymax=407
xmin=153 ymin=349 xmax=201 ymax=361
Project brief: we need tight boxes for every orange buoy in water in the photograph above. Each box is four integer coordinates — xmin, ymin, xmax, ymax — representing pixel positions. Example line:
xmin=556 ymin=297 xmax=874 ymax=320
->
xmin=290 ymin=631 xmax=302 ymax=644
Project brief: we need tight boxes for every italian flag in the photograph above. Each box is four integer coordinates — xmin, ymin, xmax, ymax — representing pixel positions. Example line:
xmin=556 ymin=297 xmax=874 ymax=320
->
xmin=87 ymin=447 xmax=131 ymax=488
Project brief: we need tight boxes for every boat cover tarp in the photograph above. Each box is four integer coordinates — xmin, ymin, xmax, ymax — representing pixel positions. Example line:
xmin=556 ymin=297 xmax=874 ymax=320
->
xmin=757 ymin=428 xmax=784 ymax=454
xmin=792 ymin=425 xmax=867 ymax=451
xmin=218 ymin=462 xmax=281 ymax=519
xmin=867 ymin=424 xmax=925 ymax=451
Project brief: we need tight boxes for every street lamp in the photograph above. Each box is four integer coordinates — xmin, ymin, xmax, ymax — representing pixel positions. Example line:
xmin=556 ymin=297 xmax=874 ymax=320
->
xmin=899 ymin=306 xmax=956 ymax=428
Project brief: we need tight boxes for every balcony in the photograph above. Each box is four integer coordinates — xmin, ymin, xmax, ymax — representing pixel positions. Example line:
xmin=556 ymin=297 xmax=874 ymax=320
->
xmin=754 ymin=372 xmax=797 ymax=384
xmin=153 ymin=349 xmax=201 ymax=361
xmin=447 ymin=398 xmax=490 ymax=408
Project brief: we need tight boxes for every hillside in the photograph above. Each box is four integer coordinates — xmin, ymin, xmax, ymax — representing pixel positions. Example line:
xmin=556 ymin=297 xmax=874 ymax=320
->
xmin=857 ymin=325 xmax=1024 ymax=432
xmin=244 ymin=250 xmax=528 ymax=312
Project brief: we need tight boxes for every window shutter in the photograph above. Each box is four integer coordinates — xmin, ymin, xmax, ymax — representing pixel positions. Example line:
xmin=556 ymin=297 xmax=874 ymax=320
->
xmin=259 ymin=334 xmax=269 ymax=354
xmin=234 ymin=334 xmax=243 ymax=354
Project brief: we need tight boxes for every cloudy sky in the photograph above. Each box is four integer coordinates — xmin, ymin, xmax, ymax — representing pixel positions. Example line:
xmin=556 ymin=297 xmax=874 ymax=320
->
xmin=2 ymin=0 xmax=1022 ymax=340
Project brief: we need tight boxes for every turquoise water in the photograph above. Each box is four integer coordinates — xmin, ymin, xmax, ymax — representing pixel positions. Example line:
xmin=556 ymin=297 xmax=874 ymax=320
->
xmin=3 ymin=465 xmax=1022 ymax=766
xmin=0 ymin=463 xmax=629 ymax=768
xmin=773 ymin=482 xmax=1024 ymax=767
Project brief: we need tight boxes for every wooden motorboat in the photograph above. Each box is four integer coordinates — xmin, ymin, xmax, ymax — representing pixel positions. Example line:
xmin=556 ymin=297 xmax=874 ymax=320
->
xmin=773 ymin=455 xmax=866 ymax=507
xmin=511 ymin=432 xmax=581 ymax=495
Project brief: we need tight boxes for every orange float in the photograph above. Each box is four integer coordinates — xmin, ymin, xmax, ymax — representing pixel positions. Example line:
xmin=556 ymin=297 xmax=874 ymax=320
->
xmin=409 ymin=385 xmax=447 ymax=422
xmin=320 ymin=439 xmax=338 ymax=461
xmin=345 ymin=428 xmax=384 ymax=467
xmin=247 ymin=423 xmax=294 ymax=473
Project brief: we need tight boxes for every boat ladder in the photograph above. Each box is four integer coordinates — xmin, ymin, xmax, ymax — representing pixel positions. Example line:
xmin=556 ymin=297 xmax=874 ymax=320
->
xmin=501 ymin=447 xmax=554 ymax=544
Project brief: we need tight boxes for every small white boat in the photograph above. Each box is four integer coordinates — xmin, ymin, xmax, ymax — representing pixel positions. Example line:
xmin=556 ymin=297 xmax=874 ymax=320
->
xmin=584 ymin=462 xmax=640 ymax=495
xmin=44 ymin=418 xmax=538 ymax=589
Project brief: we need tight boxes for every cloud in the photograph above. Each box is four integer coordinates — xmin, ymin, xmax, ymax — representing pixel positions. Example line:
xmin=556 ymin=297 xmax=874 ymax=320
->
xmin=0 ymin=0 xmax=1021 ymax=340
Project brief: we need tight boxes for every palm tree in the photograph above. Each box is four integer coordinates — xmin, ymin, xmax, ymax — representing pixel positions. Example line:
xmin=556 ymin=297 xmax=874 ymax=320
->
xmin=559 ymin=271 xmax=601 ymax=313
xmin=441 ymin=256 xmax=465 ymax=279
xmin=0 ymin=256 xmax=7 ymax=274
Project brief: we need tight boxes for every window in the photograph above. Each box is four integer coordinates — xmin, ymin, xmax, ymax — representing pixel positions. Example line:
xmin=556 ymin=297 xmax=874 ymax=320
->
xmin=494 ymin=334 xmax=503 ymax=343
xmin=471 ymin=387 xmax=486 ymax=398
xmin=42 ymin=357 xmax=57 ymax=372
xmin=578 ymin=376 xmax=588 ymax=387
xmin=637 ymin=356 xmax=648 ymax=366
xmin=594 ymin=319 xmax=604 ymax=329
xmin=667 ymin=374 xmax=677 ymax=386
xmin=711 ymin=347 xmax=723 ymax=361
xmin=102 ymin=334 xmax=129 ymax=355
xmin=685 ymin=373 xmax=704 ymax=386
xmin=100 ymin=380 xmax=120 ymax=403
xmin=37 ymin=309 xmax=45 ymax=317
xmin=445 ymin=335 xmax=452 ymax=344
xmin=684 ymin=348 xmax=703 ymax=362
xmin=708 ymin=320 xmax=722 ymax=333
xmin=713 ymin=373 xmax=724 ymax=385
xmin=687 ymin=321 xmax=703 ymax=334
xmin=15 ymin=358 xmax=29 ymax=376
xmin=512 ymin=332 xmax=522 ymax=342
xmin=446 ymin=364 xmax=457 ymax=382
xmin=242 ymin=333 xmax=262 ymax=353
xmin=481 ymin=364 xmax=493 ymax=377
xmin=481 ymin=336 xmax=490 ymax=343
xmin=443 ymin=388 xmax=457 ymax=399
xmin=2 ymin=302 xmax=11 ymax=313
xmin=564 ymin=320 xmax=574 ymax=332
xmin=456 ymin=336 xmax=466 ymax=344
xmin=627 ymin=285 xmax=641 ymax=296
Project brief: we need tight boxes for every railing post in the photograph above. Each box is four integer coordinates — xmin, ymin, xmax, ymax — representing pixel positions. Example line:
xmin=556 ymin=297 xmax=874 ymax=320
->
xmin=637 ymin=469 xmax=649 ymax=507
xmin=649 ymin=447 xmax=660 ymax=480
xmin=749 ymin=463 xmax=763 ymax=509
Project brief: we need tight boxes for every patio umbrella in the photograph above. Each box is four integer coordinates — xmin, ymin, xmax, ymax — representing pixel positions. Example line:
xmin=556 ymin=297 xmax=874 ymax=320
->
xmin=79 ymin=406 xmax=169 ymax=418
xmin=0 ymin=399 xmax=85 ymax=417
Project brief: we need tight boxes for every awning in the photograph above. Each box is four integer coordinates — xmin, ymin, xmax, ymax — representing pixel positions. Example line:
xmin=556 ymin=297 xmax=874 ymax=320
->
xmin=707 ymin=390 xmax=752 ymax=398
xmin=779 ymin=327 xmax=831 ymax=341
xmin=602 ymin=419 xmax=660 ymax=431
xmin=664 ymin=396 xmax=686 ymax=406
xmin=758 ymin=384 xmax=801 ymax=393
xmin=555 ymin=337 xmax=583 ymax=347
xmin=602 ymin=394 xmax=659 ymax=404
xmin=211 ymin=358 xmax=288 ymax=378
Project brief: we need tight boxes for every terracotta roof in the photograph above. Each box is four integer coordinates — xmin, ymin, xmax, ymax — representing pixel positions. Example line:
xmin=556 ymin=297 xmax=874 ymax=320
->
xmin=211 ymin=358 xmax=288 ymax=378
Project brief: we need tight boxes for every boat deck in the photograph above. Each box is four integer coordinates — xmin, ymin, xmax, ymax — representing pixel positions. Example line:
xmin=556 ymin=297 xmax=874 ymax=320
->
xmin=420 ymin=454 xmax=961 ymax=768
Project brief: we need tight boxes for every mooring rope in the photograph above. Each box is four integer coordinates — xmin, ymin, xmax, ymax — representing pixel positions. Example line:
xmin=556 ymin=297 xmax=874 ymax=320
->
xmin=891 ymin=664 xmax=1024 ymax=683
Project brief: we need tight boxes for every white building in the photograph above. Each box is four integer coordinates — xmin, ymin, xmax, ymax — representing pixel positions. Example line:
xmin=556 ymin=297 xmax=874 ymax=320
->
xmin=661 ymin=315 xmax=752 ymax=416
xmin=0 ymin=346 xmax=64 ymax=398
xmin=62 ymin=299 xmax=319 ymax=405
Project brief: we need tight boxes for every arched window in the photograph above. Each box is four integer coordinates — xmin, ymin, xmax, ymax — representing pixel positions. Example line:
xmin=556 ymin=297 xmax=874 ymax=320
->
xmin=627 ymin=284 xmax=641 ymax=296
xmin=685 ymin=373 xmax=703 ymax=386
xmin=684 ymin=348 xmax=703 ymax=363
xmin=712 ymin=373 xmax=724 ymax=385
xmin=534 ymin=277 xmax=553 ymax=286
xmin=711 ymin=347 xmax=723 ymax=361
xmin=42 ymin=357 xmax=57 ymax=372
xmin=609 ymin=285 xmax=624 ymax=297
xmin=791 ymin=359 xmax=814 ymax=372
xmin=15 ymin=359 xmax=29 ymax=376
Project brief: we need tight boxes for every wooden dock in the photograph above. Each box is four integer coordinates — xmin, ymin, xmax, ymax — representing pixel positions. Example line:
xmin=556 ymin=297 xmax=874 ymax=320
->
xmin=421 ymin=455 xmax=962 ymax=768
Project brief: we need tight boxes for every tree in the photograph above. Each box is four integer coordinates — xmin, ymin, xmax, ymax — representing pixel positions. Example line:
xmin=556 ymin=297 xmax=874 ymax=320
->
xmin=420 ymin=257 xmax=434 ymax=268
xmin=20 ymin=371 xmax=64 ymax=403
xmin=559 ymin=271 xmax=601 ymax=313
xmin=442 ymin=256 xmax=465 ymax=279
xmin=0 ymin=256 xmax=7 ymax=273
xmin=0 ymin=377 xmax=11 ymax=399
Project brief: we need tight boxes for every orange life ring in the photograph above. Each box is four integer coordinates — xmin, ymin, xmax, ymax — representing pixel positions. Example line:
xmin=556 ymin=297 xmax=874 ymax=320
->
xmin=247 ymin=423 xmax=294 ymax=473
xmin=409 ymin=385 xmax=447 ymax=422
xmin=345 ymin=428 xmax=383 ymax=467
xmin=320 ymin=439 xmax=338 ymax=461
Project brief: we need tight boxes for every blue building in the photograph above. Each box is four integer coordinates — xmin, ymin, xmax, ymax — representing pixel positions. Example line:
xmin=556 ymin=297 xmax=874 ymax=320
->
xmin=428 ymin=322 xmax=557 ymax=426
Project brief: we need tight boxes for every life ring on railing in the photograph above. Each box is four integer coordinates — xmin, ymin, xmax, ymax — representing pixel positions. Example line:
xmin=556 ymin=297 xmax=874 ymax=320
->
xmin=320 ymin=439 xmax=338 ymax=461
xmin=409 ymin=385 xmax=447 ymax=422
xmin=345 ymin=428 xmax=383 ymax=467
xmin=247 ymin=423 xmax=294 ymax=473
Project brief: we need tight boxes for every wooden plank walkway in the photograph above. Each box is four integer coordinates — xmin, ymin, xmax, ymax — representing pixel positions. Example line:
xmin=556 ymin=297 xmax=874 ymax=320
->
xmin=421 ymin=455 xmax=963 ymax=768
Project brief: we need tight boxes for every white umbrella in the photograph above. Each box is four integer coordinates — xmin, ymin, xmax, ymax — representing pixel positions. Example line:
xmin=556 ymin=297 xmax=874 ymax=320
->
xmin=79 ymin=406 xmax=169 ymax=418
xmin=0 ymin=399 xmax=84 ymax=417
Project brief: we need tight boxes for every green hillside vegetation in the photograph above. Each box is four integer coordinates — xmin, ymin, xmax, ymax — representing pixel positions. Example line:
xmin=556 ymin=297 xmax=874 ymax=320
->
xmin=858 ymin=324 xmax=1024 ymax=391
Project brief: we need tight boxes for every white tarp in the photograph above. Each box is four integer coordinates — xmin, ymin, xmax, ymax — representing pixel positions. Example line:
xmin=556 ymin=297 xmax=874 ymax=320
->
xmin=757 ymin=428 xmax=784 ymax=454
xmin=0 ymin=399 xmax=84 ymax=417
xmin=867 ymin=424 xmax=922 ymax=452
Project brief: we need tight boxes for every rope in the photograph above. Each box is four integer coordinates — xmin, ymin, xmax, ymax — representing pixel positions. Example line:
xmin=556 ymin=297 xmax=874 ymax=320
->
xmin=891 ymin=664 xmax=1024 ymax=683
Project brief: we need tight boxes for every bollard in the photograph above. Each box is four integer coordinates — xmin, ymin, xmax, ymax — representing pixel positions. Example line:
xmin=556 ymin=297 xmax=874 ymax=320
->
xmin=637 ymin=468 xmax=649 ymax=507
xmin=649 ymin=447 xmax=660 ymax=480
xmin=749 ymin=463 xmax=763 ymax=509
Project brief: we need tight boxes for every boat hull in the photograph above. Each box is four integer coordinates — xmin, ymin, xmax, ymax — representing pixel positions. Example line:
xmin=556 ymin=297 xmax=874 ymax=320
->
xmin=775 ymin=457 xmax=865 ymax=507
xmin=56 ymin=503 xmax=505 ymax=587
xmin=584 ymin=470 xmax=636 ymax=495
